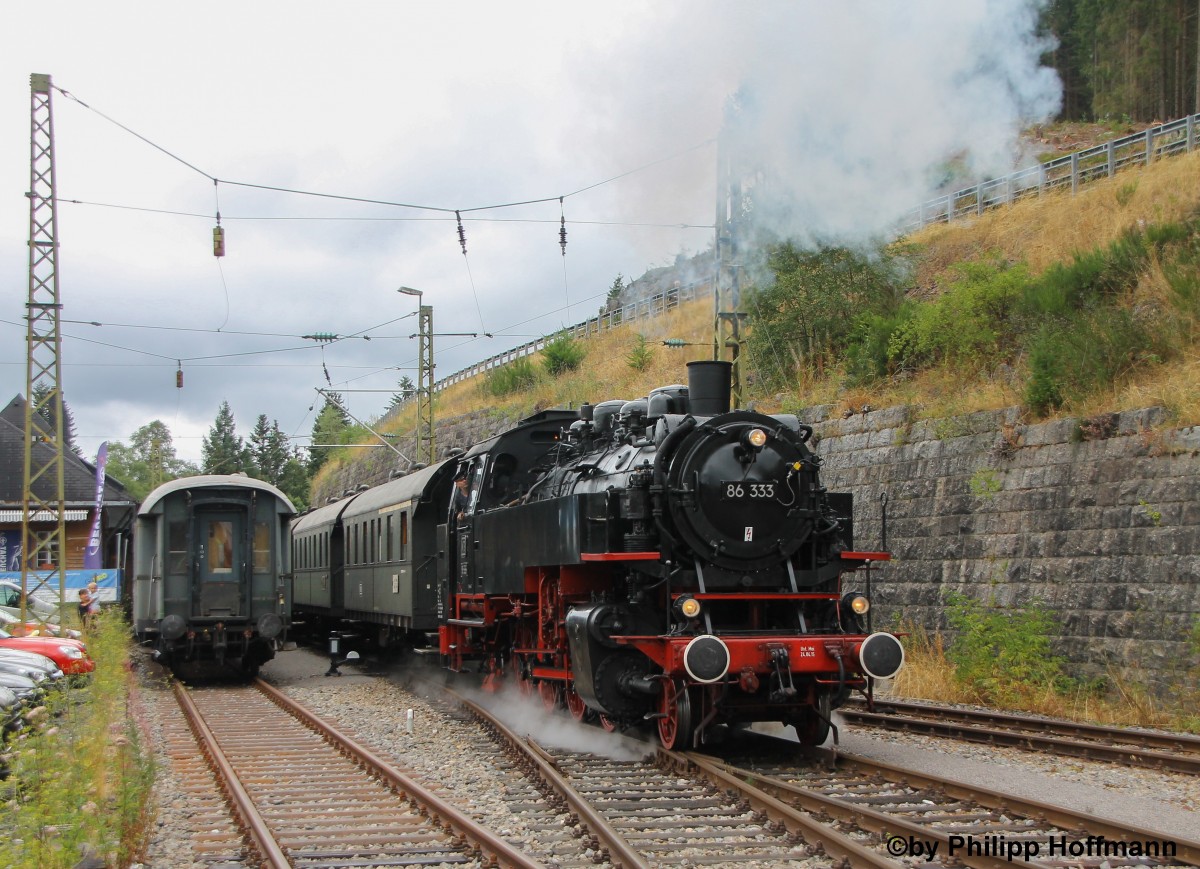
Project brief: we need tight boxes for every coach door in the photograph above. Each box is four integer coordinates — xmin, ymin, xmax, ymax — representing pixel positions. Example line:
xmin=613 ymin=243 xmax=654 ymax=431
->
xmin=194 ymin=511 xmax=245 ymax=618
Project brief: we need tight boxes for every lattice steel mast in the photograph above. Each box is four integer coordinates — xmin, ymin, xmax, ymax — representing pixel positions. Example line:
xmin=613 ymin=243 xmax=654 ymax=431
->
xmin=22 ymin=73 xmax=67 ymax=625
xmin=416 ymin=303 xmax=435 ymax=465
xmin=713 ymin=122 xmax=748 ymax=409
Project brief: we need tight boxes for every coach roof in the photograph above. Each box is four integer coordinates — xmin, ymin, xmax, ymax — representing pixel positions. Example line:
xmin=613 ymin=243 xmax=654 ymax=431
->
xmin=139 ymin=475 xmax=297 ymax=517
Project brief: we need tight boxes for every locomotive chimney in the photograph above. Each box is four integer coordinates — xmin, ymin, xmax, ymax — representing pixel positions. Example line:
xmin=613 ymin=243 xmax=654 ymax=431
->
xmin=687 ymin=360 xmax=732 ymax=416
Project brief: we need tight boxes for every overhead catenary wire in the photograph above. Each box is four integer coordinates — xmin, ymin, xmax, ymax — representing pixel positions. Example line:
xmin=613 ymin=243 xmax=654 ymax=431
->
xmin=53 ymin=81 xmax=715 ymax=229
xmin=50 ymin=80 xmax=721 ymax=454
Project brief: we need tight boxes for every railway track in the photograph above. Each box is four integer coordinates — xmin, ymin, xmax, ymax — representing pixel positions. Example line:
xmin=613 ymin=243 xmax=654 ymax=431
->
xmin=706 ymin=732 xmax=1200 ymax=869
xmin=153 ymin=647 xmax=1195 ymax=868
xmin=168 ymin=678 xmax=541 ymax=868
xmin=448 ymin=687 xmax=898 ymax=868
xmin=840 ymin=698 xmax=1200 ymax=775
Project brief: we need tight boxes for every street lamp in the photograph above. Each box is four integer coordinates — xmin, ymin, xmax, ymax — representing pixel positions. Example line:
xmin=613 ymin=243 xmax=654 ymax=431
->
xmin=398 ymin=287 xmax=435 ymax=465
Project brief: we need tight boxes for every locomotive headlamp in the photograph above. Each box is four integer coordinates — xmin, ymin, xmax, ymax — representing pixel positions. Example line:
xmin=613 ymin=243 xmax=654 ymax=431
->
xmin=745 ymin=428 xmax=768 ymax=449
xmin=673 ymin=594 xmax=702 ymax=620
xmin=843 ymin=592 xmax=871 ymax=615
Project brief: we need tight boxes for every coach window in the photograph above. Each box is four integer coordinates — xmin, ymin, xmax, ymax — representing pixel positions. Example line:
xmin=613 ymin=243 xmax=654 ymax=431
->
xmin=253 ymin=522 xmax=270 ymax=573
xmin=208 ymin=521 xmax=234 ymax=574
xmin=372 ymin=518 xmax=379 ymax=563
xmin=168 ymin=520 xmax=188 ymax=574
xmin=385 ymin=515 xmax=393 ymax=561
xmin=400 ymin=512 xmax=408 ymax=561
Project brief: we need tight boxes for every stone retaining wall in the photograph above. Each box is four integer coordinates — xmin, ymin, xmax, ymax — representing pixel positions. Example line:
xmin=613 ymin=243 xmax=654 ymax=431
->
xmin=314 ymin=402 xmax=1200 ymax=683
xmin=805 ymin=404 xmax=1200 ymax=683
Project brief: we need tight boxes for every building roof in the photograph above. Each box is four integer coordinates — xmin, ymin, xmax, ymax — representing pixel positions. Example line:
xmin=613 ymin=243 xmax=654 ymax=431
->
xmin=0 ymin=394 xmax=136 ymax=511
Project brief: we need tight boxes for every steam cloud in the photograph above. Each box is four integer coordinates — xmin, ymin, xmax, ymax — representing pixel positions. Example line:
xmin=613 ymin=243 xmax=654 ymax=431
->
xmin=581 ymin=0 xmax=1062 ymax=252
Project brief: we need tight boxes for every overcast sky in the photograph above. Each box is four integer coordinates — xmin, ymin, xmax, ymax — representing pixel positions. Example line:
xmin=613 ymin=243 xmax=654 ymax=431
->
xmin=2 ymin=1 xmax=1061 ymax=466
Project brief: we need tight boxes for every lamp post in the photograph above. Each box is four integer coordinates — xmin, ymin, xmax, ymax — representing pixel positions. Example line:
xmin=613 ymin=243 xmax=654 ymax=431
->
xmin=398 ymin=287 xmax=435 ymax=465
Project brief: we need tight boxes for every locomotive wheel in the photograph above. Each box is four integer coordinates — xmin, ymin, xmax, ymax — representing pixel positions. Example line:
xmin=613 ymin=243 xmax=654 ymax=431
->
xmin=514 ymin=662 xmax=535 ymax=697
xmin=657 ymin=678 xmax=695 ymax=750
xmin=539 ymin=680 xmax=562 ymax=711
xmin=565 ymin=685 xmax=588 ymax=722
xmin=598 ymin=714 xmax=617 ymax=732
xmin=793 ymin=692 xmax=832 ymax=746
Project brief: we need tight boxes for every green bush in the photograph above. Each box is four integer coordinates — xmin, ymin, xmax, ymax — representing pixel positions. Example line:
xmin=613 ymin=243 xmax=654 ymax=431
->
xmin=541 ymin=332 xmax=586 ymax=377
xmin=944 ymin=591 xmax=1071 ymax=705
xmin=1024 ymin=308 xmax=1151 ymax=414
xmin=482 ymin=357 xmax=540 ymax=397
xmin=888 ymin=259 xmax=1029 ymax=371
xmin=745 ymin=242 xmax=906 ymax=390
xmin=842 ymin=303 xmax=916 ymax=384
xmin=625 ymin=333 xmax=655 ymax=372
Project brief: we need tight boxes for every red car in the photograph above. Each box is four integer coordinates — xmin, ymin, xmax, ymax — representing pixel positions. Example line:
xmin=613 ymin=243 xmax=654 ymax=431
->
xmin=0 ymin=628 xmax=95 ymax=676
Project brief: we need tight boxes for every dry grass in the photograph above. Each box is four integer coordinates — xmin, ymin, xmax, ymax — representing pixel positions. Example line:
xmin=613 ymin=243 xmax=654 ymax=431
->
xmin=887 ymin=622 xmax=1198 ymax=731
xmin=910 ymin=150 xmax=1200 ymax=286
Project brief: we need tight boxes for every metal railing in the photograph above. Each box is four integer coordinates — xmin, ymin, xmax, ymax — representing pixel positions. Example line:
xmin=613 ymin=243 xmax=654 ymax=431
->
xmin=428 ymin=277 xmax=713 ymax=393
xmin=903 ymin=113 xmax=1200 ymax=232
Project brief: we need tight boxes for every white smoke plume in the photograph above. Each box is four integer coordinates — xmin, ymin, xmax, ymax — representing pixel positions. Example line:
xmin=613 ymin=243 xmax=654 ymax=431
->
xmin=576 ymin=0 xmax=1062 ymax=252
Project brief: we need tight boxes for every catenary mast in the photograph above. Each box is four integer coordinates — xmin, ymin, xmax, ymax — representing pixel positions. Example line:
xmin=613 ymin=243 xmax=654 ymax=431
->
xmin=22 ymin=73 xmax=68 ymax=627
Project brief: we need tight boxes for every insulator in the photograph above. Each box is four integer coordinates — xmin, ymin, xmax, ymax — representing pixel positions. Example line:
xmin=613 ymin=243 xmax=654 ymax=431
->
xmin=456 ymin=210 xmax=467 ymax=256
xmin=213 ymin=225 xmax=225 ymax=257
xmin=663 ymin=338 xmax=688 ymax=348
xmin=176 ymin=367 xmax=183 ymax=388
xmin=559 ymin=215 xmax=567 ymax=256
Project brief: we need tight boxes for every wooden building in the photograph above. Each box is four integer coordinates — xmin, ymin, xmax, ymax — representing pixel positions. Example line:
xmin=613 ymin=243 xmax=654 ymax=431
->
xmin=0 ymin=395 xmax=136 ymax=600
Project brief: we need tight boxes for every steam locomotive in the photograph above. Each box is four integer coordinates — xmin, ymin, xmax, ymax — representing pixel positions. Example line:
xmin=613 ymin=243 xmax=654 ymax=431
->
xmin=292 ymin=361 xmax=903 ymax=748
xmin=132 ymin=475 xmax=295 ymax=676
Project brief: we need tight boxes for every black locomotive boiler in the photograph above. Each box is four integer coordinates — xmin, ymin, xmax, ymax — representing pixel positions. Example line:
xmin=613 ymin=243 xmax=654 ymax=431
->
xmin=292 ymin=361 xmax=903 ymax=748
xmin=133 ymin=475 xmax=295 ymax=676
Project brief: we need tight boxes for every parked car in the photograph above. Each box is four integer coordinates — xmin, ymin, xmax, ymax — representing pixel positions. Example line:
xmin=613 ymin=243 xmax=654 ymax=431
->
xmin=0 ymin=608 xmax=81 ymax=640
xmin=0 ymin=580 xmax=61 ymax=621
xmin=0 ymin=648 xmax=63 ymax=681
xmin=0 ymin=629 xmax=95 ymax=676
xmin=0 ymin=684 xmax=20 ymax=732
xmin=0 ymin=670 xmax=43 ymax=704
xmin=0 ymin=657 xmax=56 ymax=684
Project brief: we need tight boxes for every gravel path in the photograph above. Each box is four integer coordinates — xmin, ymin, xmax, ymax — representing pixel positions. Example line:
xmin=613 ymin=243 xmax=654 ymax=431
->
xmin=128 ymin=646 xmax=1200 ymax=866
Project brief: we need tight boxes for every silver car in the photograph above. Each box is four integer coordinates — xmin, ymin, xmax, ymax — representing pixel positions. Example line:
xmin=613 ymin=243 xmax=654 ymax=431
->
xmin=0 ymin=580 xmax=61 ymax=622
xmin=0 ymin=670 xmax=42 ymax=704
xmin=0 ymin=684 xmax=19 ymax=730
xmin=0 ymin=657 xmax=57 ymax=683
xmin=0 ymin=649 xmax=64 ymax=680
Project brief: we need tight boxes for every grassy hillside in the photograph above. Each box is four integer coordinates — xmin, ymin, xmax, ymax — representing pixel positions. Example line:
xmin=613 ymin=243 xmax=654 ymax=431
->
xmin=314 ymin=150 xmax=1200 ymax=490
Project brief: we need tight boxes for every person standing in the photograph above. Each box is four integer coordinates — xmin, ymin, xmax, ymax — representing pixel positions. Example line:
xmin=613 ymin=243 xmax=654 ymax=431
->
xmin=453 ymin=471 xmax=471 ymax=521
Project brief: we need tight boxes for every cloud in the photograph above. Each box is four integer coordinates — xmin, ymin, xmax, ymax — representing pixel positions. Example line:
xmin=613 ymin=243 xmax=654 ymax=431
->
xmin=1 ymin=1 xmax=1060 ymax=465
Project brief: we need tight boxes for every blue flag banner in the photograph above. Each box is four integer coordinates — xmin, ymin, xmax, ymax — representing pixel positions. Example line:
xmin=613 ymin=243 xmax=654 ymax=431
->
xmin=84 ymin=442 xmax=107 ymax=569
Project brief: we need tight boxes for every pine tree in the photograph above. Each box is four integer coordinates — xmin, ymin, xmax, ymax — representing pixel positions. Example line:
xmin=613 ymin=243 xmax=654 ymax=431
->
xmin=308 ymin=394 xmax=351 ymax=474
xmin=386 ymin=376 xmax=417 ymax=412
xmin=278 ymin=453 xmax=312 ymax=511
xmin=248 ymin=415 xmax=291 ymax=484
xmin=31 ymin=383 xmax=82 ymax=456
xmin=201 ymin=401 xmax=247 ymax=475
